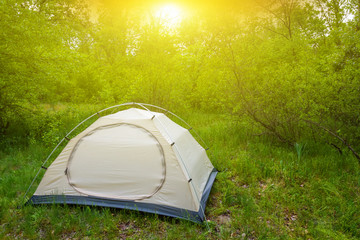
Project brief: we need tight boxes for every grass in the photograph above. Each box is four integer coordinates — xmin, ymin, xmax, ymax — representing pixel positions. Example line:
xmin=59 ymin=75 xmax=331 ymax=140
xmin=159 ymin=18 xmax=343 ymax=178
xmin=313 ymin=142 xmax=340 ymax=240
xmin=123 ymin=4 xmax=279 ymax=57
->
xmin=1 ymin=106 xmax=360 ymax=239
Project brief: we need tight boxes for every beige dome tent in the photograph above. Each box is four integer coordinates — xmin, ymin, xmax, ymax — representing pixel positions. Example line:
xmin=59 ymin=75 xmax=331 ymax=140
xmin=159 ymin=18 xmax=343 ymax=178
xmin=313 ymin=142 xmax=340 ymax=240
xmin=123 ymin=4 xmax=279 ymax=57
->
xmin=25 ymin=103 xmax=217 ymax=222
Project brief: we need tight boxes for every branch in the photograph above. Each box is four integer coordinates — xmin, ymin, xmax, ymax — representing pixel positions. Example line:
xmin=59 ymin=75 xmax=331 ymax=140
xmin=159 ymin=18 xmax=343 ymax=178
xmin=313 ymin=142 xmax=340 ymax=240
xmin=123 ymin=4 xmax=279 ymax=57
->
xmin=302 ymin=119 xmax=360 ymax=163
xmin=329 ymin=142 xmax=343 ymax=155
xmin=262 ymin=25 xmax=290 ymax=40
xmin=248 ymin=109 xmax=293 ymax=145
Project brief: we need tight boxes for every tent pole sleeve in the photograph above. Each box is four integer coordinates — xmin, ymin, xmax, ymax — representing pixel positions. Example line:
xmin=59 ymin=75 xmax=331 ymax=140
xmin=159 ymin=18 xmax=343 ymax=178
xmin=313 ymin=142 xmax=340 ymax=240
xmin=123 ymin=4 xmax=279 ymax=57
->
xmin=138 ymin=103 xmax=209 ymax=150
xmin=151 ymin=114 xmax=209 ymax=224
xmin=129 ymin=102 xmax=211 ymax=226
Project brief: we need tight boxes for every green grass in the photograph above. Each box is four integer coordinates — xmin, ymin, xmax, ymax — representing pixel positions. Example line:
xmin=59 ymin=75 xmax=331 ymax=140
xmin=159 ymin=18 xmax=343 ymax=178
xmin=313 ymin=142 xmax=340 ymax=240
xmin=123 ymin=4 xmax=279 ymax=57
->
xmin=1 ymin=107 xmax=360 ymax=239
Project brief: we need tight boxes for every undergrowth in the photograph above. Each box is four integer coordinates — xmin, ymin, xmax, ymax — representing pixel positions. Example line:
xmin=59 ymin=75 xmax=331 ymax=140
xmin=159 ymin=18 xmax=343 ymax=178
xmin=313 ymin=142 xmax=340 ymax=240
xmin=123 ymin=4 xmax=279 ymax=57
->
xmin=1 ymin=105 xmax=359 ymax=239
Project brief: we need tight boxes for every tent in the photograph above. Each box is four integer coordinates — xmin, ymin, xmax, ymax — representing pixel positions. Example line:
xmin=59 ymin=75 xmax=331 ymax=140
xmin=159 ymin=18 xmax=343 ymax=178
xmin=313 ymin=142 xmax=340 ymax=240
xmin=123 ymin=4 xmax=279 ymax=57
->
xmin=25 ymin=103 xmax=217 ymax=222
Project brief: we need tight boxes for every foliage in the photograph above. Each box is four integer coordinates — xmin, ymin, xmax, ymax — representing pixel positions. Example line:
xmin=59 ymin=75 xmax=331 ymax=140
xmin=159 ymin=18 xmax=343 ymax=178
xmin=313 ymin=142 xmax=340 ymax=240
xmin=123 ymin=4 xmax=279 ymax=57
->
xmin=0 ymin=0 xmax=90 ymax=135
xmin=1 ymin=0 xmax=360 ymax=238
xmin=1 ymin=0 xmax=359 ymax=155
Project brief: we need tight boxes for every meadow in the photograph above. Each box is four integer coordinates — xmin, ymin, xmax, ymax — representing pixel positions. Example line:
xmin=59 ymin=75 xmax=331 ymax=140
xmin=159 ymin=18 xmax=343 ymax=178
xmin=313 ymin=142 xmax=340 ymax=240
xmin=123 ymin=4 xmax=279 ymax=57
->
xmin=1 ymin=105 xmax=359 ymax=239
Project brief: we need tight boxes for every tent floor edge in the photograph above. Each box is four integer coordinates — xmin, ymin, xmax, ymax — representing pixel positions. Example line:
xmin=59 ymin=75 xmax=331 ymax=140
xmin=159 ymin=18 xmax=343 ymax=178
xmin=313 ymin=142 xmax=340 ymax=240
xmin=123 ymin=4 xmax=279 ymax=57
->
xmin=26 ymin=195 xmax=203 ymax=223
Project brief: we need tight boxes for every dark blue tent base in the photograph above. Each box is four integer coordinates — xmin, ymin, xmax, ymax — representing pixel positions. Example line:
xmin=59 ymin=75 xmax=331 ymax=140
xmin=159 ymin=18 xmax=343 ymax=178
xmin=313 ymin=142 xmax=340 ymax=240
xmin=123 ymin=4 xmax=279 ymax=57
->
xmin=27 ymin=169 xmax=217 ymax=223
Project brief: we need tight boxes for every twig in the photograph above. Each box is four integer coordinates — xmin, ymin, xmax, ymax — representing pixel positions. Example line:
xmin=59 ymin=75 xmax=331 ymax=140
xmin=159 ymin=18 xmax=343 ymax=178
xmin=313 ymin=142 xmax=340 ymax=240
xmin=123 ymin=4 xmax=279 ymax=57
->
xmin=302 ymin=119 xmax=360 ymax=163
xmin=329 ymin=142 xmax=343 ymax=155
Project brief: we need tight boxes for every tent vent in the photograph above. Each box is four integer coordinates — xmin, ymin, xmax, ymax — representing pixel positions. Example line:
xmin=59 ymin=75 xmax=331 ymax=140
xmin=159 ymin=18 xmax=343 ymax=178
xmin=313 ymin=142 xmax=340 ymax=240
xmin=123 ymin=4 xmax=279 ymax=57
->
xmin=64 ymin=168 xmax=68 ymax=175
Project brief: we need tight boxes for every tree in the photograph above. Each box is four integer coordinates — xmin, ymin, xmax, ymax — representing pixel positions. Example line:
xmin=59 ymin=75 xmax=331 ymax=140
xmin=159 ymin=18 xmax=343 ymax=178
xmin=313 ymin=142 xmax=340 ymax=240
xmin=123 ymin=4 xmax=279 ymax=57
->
xmin=0 ymin=0 xmax=91 ymax=136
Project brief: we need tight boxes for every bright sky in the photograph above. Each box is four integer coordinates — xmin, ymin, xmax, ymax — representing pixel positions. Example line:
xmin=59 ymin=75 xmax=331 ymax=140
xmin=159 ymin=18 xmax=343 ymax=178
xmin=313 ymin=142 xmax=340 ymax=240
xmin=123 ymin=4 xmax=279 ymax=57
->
xmin=153 ymin=3 xmax=185 ymax=29
xmin=89 ymin=1 xmax=188 ymax=29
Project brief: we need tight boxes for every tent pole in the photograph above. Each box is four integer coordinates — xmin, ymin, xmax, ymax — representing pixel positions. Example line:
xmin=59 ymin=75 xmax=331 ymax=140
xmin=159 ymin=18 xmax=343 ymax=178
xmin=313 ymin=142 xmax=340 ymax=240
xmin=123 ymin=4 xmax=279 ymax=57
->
xmin=137 ymin=103 xmax=209 ymax=150
xmin=21 ymin=103 xmax=134 ymax=205
xmin=22 ymin=102 xmax=212 ymax=226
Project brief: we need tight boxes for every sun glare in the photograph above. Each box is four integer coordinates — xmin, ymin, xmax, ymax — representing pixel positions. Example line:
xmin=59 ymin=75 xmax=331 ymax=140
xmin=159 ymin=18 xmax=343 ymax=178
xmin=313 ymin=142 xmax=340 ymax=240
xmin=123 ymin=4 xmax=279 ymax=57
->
xmin=154 ymin=4 xmax=183 ymax=28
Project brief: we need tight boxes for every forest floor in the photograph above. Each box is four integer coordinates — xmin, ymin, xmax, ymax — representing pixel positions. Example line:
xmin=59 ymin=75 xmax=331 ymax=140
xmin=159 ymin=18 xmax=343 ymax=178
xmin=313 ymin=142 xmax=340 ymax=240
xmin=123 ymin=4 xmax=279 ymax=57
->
xmin=1 ymin=107 xmax=359 ymax=239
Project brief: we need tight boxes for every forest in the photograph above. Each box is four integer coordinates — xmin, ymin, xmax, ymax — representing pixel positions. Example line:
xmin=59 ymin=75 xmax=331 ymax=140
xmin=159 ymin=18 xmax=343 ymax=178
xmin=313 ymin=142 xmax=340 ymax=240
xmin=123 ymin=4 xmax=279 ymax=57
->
xmin=1 ymin=0 xmax=360 ymax=239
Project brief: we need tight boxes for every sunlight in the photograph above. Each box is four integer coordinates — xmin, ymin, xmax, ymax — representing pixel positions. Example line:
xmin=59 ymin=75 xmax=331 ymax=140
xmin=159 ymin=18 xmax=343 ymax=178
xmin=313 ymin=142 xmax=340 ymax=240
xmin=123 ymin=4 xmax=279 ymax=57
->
xmin=154 ymin=4 xmax=184 ymax=29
